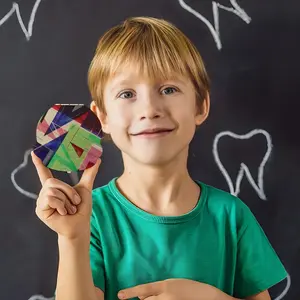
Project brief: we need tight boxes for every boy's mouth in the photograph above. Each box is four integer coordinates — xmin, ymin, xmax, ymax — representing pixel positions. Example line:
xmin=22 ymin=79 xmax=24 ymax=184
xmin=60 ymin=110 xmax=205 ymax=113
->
xmin=131 ymin=128 xmax=174 ymax=137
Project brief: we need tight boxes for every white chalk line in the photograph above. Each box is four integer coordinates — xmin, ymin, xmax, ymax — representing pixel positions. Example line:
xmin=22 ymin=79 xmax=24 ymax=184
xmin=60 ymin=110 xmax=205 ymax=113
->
xmin=0 ymin=0 xmax=43 ymax=40
xmin=11 ymin=148 xmax=38 ymax=199
xmin=213 ymin=129 xmax=291 ymax=298
xmin=274 ymin=273 xmax=291 ymax=300
xmin=213 ymin=129 xmax=272 ymax=200
xmin=178 ymin=0 xmax=251 ymax=50
xmin=28 ymin=295 xmax=54 ymax=300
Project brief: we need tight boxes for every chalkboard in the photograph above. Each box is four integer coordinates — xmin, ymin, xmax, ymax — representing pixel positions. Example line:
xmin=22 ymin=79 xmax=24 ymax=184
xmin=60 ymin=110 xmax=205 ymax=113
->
xmin=1 ymin=0 xmax=299 ymax=299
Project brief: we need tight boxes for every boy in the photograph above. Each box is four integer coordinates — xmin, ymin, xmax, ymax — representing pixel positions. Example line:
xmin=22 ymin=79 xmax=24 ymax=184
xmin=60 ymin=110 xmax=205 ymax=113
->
xmin=31 ymin=16 xmax=287 ymax=300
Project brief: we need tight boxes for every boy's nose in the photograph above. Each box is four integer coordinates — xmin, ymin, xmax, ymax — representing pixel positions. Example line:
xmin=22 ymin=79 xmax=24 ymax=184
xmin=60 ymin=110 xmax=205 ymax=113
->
xmin=138 ymin=94 xmax=164 ymax=120
xmin=139 ymin=102 xmax=164 ymax=120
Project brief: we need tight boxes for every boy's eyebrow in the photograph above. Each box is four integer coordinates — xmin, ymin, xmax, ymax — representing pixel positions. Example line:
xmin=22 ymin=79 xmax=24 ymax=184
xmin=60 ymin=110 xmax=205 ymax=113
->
xmin=109 ymin=79 xmax=133 ymax=93
xmin=167 ymin=77 xmax=187 ymax=85
xmin=109 ymin=77 xmax=188 ymax=93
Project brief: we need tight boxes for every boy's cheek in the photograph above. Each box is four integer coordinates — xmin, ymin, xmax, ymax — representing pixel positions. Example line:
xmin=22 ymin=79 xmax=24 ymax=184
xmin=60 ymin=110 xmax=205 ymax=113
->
xmin=108 ymin=124 xmax=133 ymax=148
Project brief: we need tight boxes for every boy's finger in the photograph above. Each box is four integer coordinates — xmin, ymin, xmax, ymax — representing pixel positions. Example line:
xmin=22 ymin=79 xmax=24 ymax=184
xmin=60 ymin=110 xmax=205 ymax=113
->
xmin=46 ymin=188 xmax=78 ymax=214
xmin=118 ymin=282 xmax=162 ymax=299
xmin=77 ymin=158 xmax=101 ymax=191
xmin=38 ymin=195 xmax=67 ymax=216
xmin=31 ymin=151 xmax=53 ymax=186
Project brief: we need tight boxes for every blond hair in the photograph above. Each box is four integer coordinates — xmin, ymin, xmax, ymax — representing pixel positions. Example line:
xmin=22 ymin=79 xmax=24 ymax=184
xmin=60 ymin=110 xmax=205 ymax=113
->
xmin=87 ymin=16 xmax=210 ymax=113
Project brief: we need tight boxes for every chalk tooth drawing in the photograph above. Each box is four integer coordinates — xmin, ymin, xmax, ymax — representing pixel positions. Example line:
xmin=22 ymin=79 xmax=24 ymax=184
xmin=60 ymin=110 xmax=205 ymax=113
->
xmin=213 ymin=129 xmax=291 ymax=297
xmin=274 ymin=273 xmax=291 ymax=300
xmin=28 ymin=295 xmax=54 ymax=300
xmin=178 ymin=0 xmax=251 ymax=50
xmin=11 ymin=148 xmax=38 ymax=199
xmin=213 ymin=129 xmax=272 ymax=200
xmin=0 ymin=0 xmax=43 ymax=41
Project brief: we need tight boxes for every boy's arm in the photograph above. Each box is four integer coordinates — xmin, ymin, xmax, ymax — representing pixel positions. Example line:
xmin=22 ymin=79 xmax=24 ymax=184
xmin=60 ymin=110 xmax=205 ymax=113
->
xmin=219 ymin=289 xmax=270 ymax=300
xmin=245 ymin=290 xmax=271 ymax=300
xmin=55 ymin=234 xmax=104 ymax=300
xmin=95 ymin=287 xmax=104 ymax=300
xmin=219 ymin=288 xmax=270 ymax=300
xmin=246 ymin=290 xmax=271 ymax=300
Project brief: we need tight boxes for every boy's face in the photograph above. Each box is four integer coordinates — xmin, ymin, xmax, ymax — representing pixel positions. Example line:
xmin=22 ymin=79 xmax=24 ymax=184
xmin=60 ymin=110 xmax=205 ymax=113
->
xmin=91 ymin=67 xmax=209 ymax=166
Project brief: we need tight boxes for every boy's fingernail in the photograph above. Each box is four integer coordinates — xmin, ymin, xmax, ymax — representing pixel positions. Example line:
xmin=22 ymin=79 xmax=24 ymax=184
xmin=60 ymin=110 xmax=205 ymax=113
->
xmin=74 ymin=194 xmax=81 ymax=204
xmin=118 ymin=291 xmax=125 ymax=299
xmin=71 ymin=205 xmax=77 ymax=213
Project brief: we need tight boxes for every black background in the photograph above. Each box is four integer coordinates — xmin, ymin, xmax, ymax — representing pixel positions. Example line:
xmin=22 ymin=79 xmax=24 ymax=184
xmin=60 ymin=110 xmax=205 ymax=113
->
xmin=0 ymin=0 xmax=299 ymax=299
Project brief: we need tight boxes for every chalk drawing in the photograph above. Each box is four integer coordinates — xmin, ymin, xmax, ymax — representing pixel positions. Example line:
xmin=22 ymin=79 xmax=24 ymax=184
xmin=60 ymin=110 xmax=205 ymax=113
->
xmin=214 ymin=129 xmax=291 ymax=297
xmin=11 ymin=148 xmax=38 ymax=199
xmin=28 ymin=295 xmax=54 ymax=300
xmin=0 ymin=0 xmax=42 ymax=40
xmin=274 ymin=273 xmax=291 ymax=300
xmin=213 ymin=129 xmax=272 ymax=200
xmin=178 ymin=0 xmax=251 ymax=50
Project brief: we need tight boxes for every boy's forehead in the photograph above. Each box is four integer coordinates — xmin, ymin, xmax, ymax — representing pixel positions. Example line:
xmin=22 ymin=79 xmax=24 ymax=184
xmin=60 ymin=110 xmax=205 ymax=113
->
xmin=108 ymin=67 xmax=187 ymax=87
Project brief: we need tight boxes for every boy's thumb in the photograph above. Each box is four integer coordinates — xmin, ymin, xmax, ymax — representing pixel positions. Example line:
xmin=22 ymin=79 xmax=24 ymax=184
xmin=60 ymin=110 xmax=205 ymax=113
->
xmin=77 ymin=158 xmax=101 ymax=192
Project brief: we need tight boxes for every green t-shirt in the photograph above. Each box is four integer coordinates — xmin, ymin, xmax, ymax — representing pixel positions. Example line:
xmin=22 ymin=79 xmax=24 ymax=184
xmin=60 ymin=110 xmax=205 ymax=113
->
xmin=90 ymin=178 xmax=287 ymax=300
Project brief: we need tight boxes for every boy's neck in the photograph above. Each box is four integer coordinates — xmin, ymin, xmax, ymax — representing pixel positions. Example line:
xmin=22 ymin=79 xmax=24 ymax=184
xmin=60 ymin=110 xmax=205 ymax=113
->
xmin=116 ymin=152 xmax=200 ymax=216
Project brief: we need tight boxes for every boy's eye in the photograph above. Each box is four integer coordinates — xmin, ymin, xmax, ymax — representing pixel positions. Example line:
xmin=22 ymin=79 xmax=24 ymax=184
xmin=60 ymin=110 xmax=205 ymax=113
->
xmin=119 ymin=91 xmax=134 ymax=99
xmin=161 ymin=87 xmax=177 ymax=95
xmin=117 ymin=87 xmax=178 ymax=99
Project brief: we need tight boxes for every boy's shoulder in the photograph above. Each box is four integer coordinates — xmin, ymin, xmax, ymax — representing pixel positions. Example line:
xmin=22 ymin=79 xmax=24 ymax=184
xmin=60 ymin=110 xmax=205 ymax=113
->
xmin=92 ymin=179 xmax=114 ymax=199
xmin=199 ymin=180 xmax=248 ymax=213
xmin=91 ymin=178 xmax=117 ymax=208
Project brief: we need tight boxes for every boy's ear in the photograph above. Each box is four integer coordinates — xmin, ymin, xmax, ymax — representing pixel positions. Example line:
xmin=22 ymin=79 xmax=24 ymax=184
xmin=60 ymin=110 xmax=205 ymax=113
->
xmin=90 ymin=101 xmax=110 ymax=134
xmin=195 ymin=92 xmax=210 ymax=126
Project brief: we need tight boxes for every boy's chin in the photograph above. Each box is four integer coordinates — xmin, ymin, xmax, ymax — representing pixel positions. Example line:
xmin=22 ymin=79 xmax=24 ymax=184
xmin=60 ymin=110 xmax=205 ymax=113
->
xmin=130 ymin=151 xmax=181 ymax=166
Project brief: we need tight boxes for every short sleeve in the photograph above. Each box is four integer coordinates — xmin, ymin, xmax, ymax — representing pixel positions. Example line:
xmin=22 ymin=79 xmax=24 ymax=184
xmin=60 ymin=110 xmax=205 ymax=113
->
xmin=233 ymin=199 xmax=288 ymax=299
xmin=90 ymin=209 xmax=105 ymax=292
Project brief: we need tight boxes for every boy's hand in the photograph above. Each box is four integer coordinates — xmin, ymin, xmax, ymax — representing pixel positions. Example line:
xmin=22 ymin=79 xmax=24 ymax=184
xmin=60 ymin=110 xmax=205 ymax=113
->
xmin=118 ymin=278 xmax=234 ymax=300
xmin=31 ymin=151 xmax=101 ymax=240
